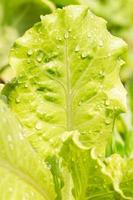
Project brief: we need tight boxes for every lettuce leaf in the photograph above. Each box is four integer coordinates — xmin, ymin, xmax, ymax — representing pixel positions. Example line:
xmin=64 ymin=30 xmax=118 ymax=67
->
xmin=1 ymin=98 xmax=133 ymax=199
xmin=79 ymin=0 xmax=133 ymax=82
xmin=0 ymin=0 xmax=55 ymax=76
xmin=51 ymin=0 xmax=133 ymax=82
xmin=2 ymin=5 xmax=127 ymax=156
xmin=2 ymin=5 xmax=133 ymax=199
xmin=60 ymin=134 xmax=133 ymax=199
xmin=0 ymin=99 xmax=56 ymax=199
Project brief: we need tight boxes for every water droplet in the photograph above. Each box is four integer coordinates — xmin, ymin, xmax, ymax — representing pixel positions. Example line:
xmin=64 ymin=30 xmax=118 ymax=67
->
xmin=81 ymin=52 xmax=88 ymax=59
xmin=47 ymin=164 xmax=51 ymax=170
xmin=64 ymin=32 xmax=69 ymax=39
xmin=78 ymin=101 xmax=82 ymax=106
xmin=35 ymin=121 xmax=43 ymax=130
xmin=36 ymin=50 xmax=44 ymax=62
xmin=99 ymin=85 xmax=104 ymax=91
xmin=114 ymin=106 xmax=118 ymax=110
xmin=45 ymin=114 xmax=52 ymax=121
xmin=73 ymin=36 xmax=76 ymax=40
xmin=87 ymin=33 xmax=91 ymax=38
xmin=99 ymin=41 xmax=103 ymax=47
xmin=75 ymin=45 xmax=80 ymax=52
xmin=15 ymin=98 xmax=20 ymax=104
xmin=56 ymin=36 xmax=62 ymax=41
xmin=27 ymin=49 xmax=33 ymax=56
xmin=99 ymin=70 xmax=105 ymax=78
xmin=58 ymin=37 xmax=62 ymax=41
xmin=19 ymin=133 xmax=24 ymax=140
xmin=105 ymin=119 xmax=111 ymax=125
xmin=49 ymin=138 xmax=54 ymax=144
xmin=68 ymin=28 xmax=72 ymax=32
xmin=105 ymin=100 xmax=110 ymax=106
xmin=24 ymin=84 xmax=28 ymax=88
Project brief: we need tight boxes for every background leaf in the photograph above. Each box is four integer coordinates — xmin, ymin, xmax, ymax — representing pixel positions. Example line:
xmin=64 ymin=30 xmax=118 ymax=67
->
xmin=0 ymin=99 xmax=56 ymax=199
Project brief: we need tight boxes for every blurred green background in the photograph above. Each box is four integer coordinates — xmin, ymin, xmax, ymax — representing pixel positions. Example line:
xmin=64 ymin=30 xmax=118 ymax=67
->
xmin=0 ymin=0 xmax=133 ymax=157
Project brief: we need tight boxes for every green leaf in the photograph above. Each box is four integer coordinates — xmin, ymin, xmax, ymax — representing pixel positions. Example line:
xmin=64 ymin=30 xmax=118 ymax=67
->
xmin=2 ymin=5 xmax=127 ymax=157
xmin=0 ymin=0 xmax=55 ymax=74
xmin=82 ymin=0 xmax=133 ymax=82
xmin=53 ymin=0 xmax=133 ymax=81
xmin=0 ymin=99 xmax=56 ymax=199
xmin=60 ymin=131 xmax=133 ymax=200
xmin=1 ymin=5 xmax=133 ymax=200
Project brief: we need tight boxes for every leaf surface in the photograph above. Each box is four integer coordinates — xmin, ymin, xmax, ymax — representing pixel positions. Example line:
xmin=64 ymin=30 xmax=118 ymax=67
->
xmin=3 ymin=5 xmax=127 ymax=157
xmin=0 ymin=99 xmax=56 ymax=200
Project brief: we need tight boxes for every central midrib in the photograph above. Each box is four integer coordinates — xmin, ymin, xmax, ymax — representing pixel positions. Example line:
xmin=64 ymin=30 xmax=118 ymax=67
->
xmin=64 ymin=35 xmax=72 ymax=131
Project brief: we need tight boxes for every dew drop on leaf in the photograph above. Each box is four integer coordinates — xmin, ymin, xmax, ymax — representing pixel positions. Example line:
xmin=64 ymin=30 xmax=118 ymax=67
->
xmin=81 ymin=52 xmax=88 ymax=59
xmin=36 ymin=50 xmax=44 ymax=62
xmin=105 ymin=100 xmax=110 ymax=106
xmin=58 ymin=37 xmax=62 ymax=41
xmin=114 ymin=106 xmax=118 ymax=110
xmin=75 ymin=45 xmax=80 ymax=52
xmin=105 ymin=119 xmax=111 ymax=125
xmin=99 ymin=40 xmax=104 ymax=47
xmin=15 ymin=98 xmax=20 ymax=104
xmin=78 ymin=101 xmax=82 ymax=106
xmin=27 ymin=49 xmax=33 ymax=56
xmin=99 ymin=70 xmax=105 ymax=78
xmin=56 ymin=36 xmax=62 ymax=41
xmin=87 ymin=33 xmax=91 ymax=38
xmin=24 ymin=84 xmax=28 ymax=88
xmin=64 ymin=31 xmax=69 ymax=39
xmin=35 ymin=121 xmax=42 ymax=130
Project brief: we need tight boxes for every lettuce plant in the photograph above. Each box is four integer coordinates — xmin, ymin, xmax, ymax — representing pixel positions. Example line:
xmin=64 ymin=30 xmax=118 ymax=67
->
xmin=1 ymin=5 xmax=133 ymax=199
